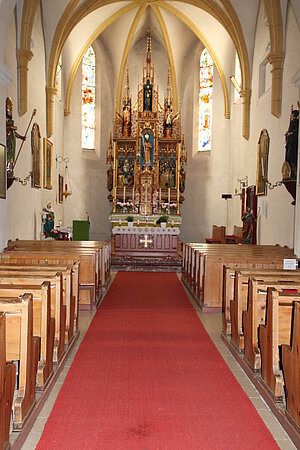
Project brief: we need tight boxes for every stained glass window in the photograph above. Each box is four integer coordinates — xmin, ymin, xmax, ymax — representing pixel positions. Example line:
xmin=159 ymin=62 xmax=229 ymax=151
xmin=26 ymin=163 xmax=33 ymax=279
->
xmin=82 ymin=46 xmax=95 ymax=149
xmin=199 ymin=48 xmax=213 ymax=151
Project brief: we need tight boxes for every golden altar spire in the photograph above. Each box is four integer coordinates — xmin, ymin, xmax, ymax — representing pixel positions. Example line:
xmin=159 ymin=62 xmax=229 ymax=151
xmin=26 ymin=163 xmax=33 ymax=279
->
xmin=124 ymin=68 xmax=130 ymax=102
xmin=143 ymin=29 xmax=154 ymax=85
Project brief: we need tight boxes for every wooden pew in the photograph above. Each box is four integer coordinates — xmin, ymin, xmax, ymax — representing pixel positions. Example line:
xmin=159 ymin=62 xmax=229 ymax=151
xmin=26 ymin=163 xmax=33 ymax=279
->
xmin=6 ymin=239 xmax=111 ymax=294
xmin=0 ymin=283 xmax=54 ymax=390
xmin=259 ymin=289 xmax=300 ymax=400
xmin=0 ymin=266 xmax=75 ymax=346
xmin=0 ymin=259 xmax=80 ymax=333
xmin=0 ymin=312 xmax=16 ymax=450
xmin=230 ymin=271 xmax=300 ymax=351
xmin=243 ymin=279 xmax=300 ymax=371
xmin=4 ymin=248 xmax=98 ymax=309
xmin=282 ymin=301 xmax=300 ymax=428
xmin=205 ymin=225 xmax=226 ymax=244
xmin=0 ymin=295 xmax=39 ymax=429
xmin=182 ymin=243 xmax=294 ymax=310
xmin=0 ymin=273 xmax=65 ymax=363
xmin=222 ymin=267 xmax=299 ymax=337
xmin=226 ymin=226 xmax=243 ymax=244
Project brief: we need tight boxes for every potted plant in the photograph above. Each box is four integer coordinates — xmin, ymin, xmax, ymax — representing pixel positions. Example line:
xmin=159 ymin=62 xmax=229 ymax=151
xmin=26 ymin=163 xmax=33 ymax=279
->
xmin=126 ymin=215 xmax=134 ymax=228
xmin=157 ymin=215 xmax=168 ymax=228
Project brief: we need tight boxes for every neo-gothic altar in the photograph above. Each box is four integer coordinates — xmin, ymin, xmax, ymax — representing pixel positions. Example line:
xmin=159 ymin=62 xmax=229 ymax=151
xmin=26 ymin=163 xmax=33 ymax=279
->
xmin=107 ymin=31 xmax=187 ymax=257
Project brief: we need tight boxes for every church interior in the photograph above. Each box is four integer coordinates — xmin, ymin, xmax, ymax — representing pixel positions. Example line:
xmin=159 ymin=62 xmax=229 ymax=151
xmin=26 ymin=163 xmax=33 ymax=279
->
xmin=0 ymin=1 xmax=300 ymax=449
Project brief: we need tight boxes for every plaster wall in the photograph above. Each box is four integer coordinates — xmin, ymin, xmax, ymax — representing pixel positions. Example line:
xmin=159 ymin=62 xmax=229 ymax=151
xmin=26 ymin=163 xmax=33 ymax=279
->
xmin=63 ymin=39 xmax=113 ymax=241
xmin=180 ymin=41 xmax=230 ymax=242
xmin=228 ymin=1 xmax=300 ymax=248
xmin=5 ymin=4 xmax=64 ymax=241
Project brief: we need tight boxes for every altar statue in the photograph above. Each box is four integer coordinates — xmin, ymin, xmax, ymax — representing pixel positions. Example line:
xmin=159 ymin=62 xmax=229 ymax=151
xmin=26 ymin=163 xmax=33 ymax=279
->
xmin=142 ymin=133 xmax=153 ymax=168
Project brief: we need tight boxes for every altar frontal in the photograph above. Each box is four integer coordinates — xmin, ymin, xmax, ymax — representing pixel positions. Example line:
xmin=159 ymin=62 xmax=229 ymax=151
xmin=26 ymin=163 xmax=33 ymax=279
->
xmin=107 ymin=31 xmax=187 ymax=257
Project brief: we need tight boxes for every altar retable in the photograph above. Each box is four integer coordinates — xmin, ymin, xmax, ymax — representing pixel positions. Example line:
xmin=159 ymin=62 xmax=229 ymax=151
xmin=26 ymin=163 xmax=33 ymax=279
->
xmin=107 ymin=30 xmax=187 ymax=257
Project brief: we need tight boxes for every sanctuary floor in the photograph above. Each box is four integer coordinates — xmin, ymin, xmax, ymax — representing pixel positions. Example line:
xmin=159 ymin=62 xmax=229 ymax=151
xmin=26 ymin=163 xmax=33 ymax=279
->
xmin=13 ymin=273 xmax=296 ymax=450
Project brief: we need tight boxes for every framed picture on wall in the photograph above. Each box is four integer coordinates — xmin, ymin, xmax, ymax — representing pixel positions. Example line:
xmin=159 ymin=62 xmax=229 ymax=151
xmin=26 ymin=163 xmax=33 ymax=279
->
xmin=43 ymin=138 xmax=53 ymax=189
xmin=0 ymin=143 xmax=6 ymax=199
xmin=31 ymin=123 xmax=42 ymax=188
xmin=58 ymin=174 xmax=63 ymax=203
xmin=256 ymin=129 xmax=269 ymax=196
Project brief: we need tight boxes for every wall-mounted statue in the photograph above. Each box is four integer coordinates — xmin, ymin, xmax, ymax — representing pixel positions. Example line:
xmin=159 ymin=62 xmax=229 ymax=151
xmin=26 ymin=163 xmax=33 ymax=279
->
xmin=284 ymin=104 xmax=299 ymax=180
xmin=6 ymin=97 xmax=26 ymax=183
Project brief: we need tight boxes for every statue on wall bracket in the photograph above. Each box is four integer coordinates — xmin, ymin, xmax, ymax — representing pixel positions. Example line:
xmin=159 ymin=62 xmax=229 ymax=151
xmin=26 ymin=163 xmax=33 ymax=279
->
xmin=282 ymin=102 xmax=299 ymax=204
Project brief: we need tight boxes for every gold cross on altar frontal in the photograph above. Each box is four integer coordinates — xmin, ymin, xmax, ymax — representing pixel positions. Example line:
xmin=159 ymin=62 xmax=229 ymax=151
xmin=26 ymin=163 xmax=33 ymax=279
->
xmin=139 ymin=234 xmax=153 ymax=248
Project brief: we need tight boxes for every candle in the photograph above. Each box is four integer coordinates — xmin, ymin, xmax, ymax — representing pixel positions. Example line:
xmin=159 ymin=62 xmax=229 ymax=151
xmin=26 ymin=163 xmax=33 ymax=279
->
xmin=123 ymin=186 xmax=126 ymax=202
xmin=168 ymin=187 xmax=170 ymax=204
xmin=132 ymin=186 xmax=134 ymax=201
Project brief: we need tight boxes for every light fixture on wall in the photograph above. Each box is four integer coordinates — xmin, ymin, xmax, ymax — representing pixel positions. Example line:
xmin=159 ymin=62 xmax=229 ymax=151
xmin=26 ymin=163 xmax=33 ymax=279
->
xmin=56 ymin=155 xmax=72 ymax=199
xmin=230 ymin=75 xmax=241 ymax=95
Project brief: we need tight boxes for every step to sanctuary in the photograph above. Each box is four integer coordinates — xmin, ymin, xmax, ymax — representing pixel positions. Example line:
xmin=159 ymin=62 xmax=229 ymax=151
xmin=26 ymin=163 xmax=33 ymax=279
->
xmin=111 ymin=255 xmax=182 ymax=272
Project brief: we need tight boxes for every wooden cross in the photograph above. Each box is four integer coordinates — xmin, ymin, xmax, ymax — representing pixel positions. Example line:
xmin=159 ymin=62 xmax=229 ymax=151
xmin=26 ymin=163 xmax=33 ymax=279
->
xmin=139 ymin=234 xmax=153 ymax=248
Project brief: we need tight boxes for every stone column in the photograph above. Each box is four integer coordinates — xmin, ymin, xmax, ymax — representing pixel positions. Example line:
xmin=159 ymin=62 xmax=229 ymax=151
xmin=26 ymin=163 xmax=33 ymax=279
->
xmin=240 ymin=88 xmax=251 ymax=140
xmin=18 ymin=49 xmax=33 ymax=116
xmin=268 ymin=52 xmax=284 ymax=118
xmin=46 ymin=85 xmax=57 ymax=138
xmin=292 ymin=70 xmax=300 ymax=256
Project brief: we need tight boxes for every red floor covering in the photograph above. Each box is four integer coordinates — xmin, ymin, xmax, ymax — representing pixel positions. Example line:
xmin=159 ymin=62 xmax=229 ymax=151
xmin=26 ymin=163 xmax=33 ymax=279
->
xmin=37 ymin=272 xmax=278 ymax=449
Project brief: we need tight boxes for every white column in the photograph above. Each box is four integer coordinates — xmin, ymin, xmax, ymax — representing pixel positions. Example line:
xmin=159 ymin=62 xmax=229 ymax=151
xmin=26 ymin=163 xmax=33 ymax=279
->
xmin=0 ymin=62 xmax=13 ymax=251
xmin=292 ymin=70 xmax=300 ymax=256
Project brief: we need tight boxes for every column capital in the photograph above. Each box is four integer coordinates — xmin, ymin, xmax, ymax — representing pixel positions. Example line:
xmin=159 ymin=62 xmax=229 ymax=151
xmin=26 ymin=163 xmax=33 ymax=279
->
xmin=267 ymin=52 xmax=284 ymax=68
xmin=18 ymin=49 xmax=33 ymax=68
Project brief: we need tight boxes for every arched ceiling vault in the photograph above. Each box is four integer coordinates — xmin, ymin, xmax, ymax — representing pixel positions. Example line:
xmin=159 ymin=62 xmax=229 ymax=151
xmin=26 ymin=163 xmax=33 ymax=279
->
xmin=17 ymin=0 xmax=286 ymax=140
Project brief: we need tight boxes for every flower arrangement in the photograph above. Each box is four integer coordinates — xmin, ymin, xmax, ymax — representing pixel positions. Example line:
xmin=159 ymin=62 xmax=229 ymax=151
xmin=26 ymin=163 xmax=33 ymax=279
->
xmin=161 ymin=202 xmax=169 ymax=214
xmin=115 ymin=200 xmax=133 ymax=213
xmin=169 ymin=202 xmax=177 ymax=214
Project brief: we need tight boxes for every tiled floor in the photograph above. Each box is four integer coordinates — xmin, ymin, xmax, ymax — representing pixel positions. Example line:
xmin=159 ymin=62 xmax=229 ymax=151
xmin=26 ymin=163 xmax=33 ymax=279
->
xmin=13 ymin=273 xmax=297 ymax=449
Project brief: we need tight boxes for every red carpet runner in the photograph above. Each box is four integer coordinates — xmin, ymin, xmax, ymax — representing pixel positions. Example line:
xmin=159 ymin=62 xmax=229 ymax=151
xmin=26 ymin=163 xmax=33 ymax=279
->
xmin=37 ymin=273 xmax=278 ymax=449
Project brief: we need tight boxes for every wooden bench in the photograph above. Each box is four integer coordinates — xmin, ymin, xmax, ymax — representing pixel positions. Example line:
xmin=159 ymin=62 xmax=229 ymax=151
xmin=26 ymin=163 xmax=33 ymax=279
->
xmin=0 ymin=295 xmax=39 ymax=429
xmin=282 ymin=301 xmax=300 ymax=428
xmin=222 ymin=267 xmax=297 ymax=336
xmin=182 ymin=243 xmax=294 ymax=310
xmin=4 ymin=248 xmax=99 ymax=309
xmin=6 ymin=239 xmax=112 ymax=294
xmin=0 ymin=266 xmax=75 ymax=347
xmin=226 ymin=226 xmax=243 ymax=244
xmin=0 ymin=312 xmax=16 ymax=449
xmin=205 ymin=225 xmax=226 ymax=244
xmin=0 ymin=273 xmax=65 ymax=363
xmin=243 ymin=279 xmax=300 ymax=371
xmin=259 ymin=288 xmax=300 ymax=400
xmin=0 ymin=283 xmax=54 ymax=390
xmin=230 ymin=271 xmax=300 ymax=351
xmin=0 ymin=259 xmax=80 ymax=333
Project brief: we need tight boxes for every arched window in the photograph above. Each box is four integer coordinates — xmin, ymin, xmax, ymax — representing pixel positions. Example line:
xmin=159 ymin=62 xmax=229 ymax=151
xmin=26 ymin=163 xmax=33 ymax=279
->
xmin=82 ymin=46 xmax=96 ymax=149
xmin=199 ymin=48 xmax=213 ymax=151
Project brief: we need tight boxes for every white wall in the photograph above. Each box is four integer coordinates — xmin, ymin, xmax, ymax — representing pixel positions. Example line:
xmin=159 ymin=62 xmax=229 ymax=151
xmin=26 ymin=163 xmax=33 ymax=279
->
xmin=5 ymin=4 xmax=64 ymax=241
xmin=227 ymin=1 xmax=300 ymax=248
xmin=63 ymin=38 xmax=113 ymax=240
xmin=180 ymin=40 xmax=230 ymax=242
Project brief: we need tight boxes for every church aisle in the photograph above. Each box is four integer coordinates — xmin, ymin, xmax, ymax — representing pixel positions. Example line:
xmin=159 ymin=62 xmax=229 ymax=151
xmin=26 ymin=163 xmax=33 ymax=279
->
xmin=20 ymin=273 xmax=295 ymax=450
